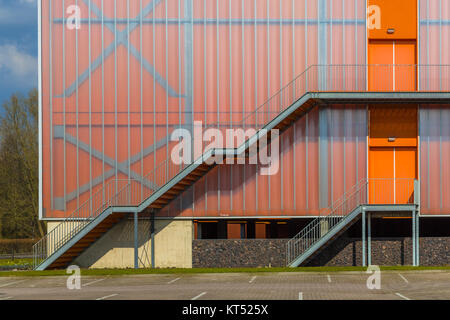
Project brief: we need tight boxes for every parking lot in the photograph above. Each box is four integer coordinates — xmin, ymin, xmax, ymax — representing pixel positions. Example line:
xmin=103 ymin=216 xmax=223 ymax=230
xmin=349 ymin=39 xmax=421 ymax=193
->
xmin=0 ymin=270 xmax=449 ymax=300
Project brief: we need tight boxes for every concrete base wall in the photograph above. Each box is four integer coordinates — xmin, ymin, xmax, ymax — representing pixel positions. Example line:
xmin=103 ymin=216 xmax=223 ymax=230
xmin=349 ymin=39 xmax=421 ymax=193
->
xmin=192 ymin=237 xmax=450 ymax=268
xmin=48 ymin=219 xmax=193 ymax=269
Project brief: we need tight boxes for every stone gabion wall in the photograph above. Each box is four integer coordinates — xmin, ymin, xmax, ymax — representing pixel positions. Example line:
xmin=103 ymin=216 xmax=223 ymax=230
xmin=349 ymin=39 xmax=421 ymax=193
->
xmin=192 ymin=239 xmax=289 ymax=268
xmin=192 ymin=237 xmax=450 ymax=268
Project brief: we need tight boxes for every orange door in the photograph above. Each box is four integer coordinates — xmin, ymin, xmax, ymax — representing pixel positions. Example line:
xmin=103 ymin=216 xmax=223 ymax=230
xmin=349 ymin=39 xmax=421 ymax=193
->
xmin=369 ymin=147 xmax=395 ymax=204
xmin=368 ymin=40 xmax=417 ymax=91
xmin=395 ymin=148 xmax=417 ymax=204
xmin=368 ymin=41 xmax=394 ymax=91
xmin=395 ymin=42 xmax=417 ymax=91
xmin=369 ymin=147 xmax=417 ymax=204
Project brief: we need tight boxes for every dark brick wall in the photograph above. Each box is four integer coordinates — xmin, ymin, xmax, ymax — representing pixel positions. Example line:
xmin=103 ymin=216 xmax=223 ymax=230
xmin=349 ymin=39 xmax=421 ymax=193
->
xmin=192 ymin=237 xmax=450 ymax=268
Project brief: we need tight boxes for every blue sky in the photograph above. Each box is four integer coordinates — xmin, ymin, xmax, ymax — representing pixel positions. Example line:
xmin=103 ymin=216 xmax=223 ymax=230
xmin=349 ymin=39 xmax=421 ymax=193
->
xmin=0 ymin=0 xmax=38 ymax=105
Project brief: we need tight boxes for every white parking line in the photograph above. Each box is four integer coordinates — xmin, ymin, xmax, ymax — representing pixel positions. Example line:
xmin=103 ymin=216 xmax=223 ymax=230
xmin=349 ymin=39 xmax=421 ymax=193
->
xmin=327 ymin=275 xmax=332 ymax=283
xmin=395 ymin=292 xmax=411 ymax=300
xmin=83 ymin=278 xmax=106 ymax=287
xmin=0 ymin=280 xmax=25 ymax=288
xmin=249 ymin=276 xmax=257 ymax=283
xmin=298 ymin=292 xmax=303 ymax=300
xmin=96 ymin=294 xmax=118 ymax=300
xmin=398 ymin=273 xmax=409 ymax=284
xmin=191 ymin=292 xmax=207 ymax=300
xmin=0 ymin=296 xmax=13 ymax=300
xmin=167 ymin=277 xmax=180 ymax=284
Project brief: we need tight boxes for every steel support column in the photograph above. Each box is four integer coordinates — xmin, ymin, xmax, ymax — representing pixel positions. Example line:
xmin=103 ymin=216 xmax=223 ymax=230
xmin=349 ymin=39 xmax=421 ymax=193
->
xmin=362 ymin=209 xmax=366 ymax=267
xmin=368 ymin=212 xmax=371 ymax=266
xmin=412 ymin=210 xmax=416 ymax=266
xmin=134 ymin=211 xmax=138 ymax=269
xmin=416 ymin=213 xmax=420 ymax=266
xmin=151 ymin=210 xmax=155 ymax=268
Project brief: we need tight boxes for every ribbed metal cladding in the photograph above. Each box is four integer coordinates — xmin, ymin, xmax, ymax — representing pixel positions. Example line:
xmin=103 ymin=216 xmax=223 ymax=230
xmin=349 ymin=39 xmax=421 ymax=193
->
xmin=161 ymin=104 xmax=368 ymax=218
xmin=417 ymin=0 xmax=449 ymax=215
xmin=419 ymin=106 xmax=450 ymax=215
xmin=41 ymin=0 xmax=366 ymax=219
xmin=419 ymin=0 xmax=449 ymax=91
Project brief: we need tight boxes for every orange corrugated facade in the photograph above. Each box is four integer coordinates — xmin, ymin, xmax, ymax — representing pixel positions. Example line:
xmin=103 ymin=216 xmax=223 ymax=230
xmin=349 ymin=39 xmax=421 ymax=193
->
xmin=40 ymin=0 xmax=450 ymax=219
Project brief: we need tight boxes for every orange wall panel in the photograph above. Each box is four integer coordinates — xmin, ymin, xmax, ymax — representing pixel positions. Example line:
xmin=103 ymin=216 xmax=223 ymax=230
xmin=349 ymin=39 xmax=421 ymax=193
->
xmin=368 ymin=0 xmax=417 ymax=40
xmin=369 ymin=105 xmax=418 ymax=147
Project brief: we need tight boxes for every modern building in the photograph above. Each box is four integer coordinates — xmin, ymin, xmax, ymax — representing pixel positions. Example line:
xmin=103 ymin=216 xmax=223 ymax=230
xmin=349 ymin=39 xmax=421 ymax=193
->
xmin=35 ymin=0 xmax=450 ymax=269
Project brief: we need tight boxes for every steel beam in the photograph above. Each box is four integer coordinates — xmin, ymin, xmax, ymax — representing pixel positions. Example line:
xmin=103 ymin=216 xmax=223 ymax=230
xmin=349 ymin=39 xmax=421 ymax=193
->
xmin=368 ymin=212 xmax=371 ymax=266
xmin=362 ymin=208 xmax=366 ymax=267
xmin=134 ymin=211 xmax=138 ymax=269
xmin=151 ymin=210 xmax=155 ymax=268
xmin=412 ymin=210 xmax=416 ymax=266
xmin=416 ymin=213 xmax=420 ymax=266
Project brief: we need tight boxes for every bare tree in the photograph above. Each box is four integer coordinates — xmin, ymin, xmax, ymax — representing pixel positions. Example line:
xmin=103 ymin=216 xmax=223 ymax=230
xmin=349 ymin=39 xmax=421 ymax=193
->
xmin=0 ymin=89 xmax=44 ymax=239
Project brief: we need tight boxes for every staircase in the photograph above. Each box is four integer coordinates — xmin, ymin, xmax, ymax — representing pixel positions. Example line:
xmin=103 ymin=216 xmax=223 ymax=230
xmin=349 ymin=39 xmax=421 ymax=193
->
xmin=33 ymin=66 xmax=322 ymax=270
xmin=35 ymin=64 xmax=432 ymax=270
xmin=286 ymin=180 xmax=368 ymax=267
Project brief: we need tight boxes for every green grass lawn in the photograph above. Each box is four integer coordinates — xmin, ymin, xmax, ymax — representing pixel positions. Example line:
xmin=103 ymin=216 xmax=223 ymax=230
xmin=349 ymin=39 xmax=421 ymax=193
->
xmin=0 ymin=258 xmax=33 ymax=267
xmin=0 ymin=265 xmax=449 ymax=277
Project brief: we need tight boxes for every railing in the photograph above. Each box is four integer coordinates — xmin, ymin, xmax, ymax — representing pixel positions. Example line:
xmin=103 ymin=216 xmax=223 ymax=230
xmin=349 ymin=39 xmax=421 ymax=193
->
xmin=33 ymin=158 xmax=189 ymax=268
xmin=35 ymin=64 xmax=447 ymax=269
xmin=286 ymin=179 xmax=368 ymax=267
xmin=286 ymin=177 xmax=420 ymax=266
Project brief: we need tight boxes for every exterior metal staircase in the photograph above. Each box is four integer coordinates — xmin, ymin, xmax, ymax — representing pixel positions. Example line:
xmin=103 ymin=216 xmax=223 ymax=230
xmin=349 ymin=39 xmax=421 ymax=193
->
xmin=286 ymin=178 xmax=419 ymax=267
xmin=286 ymin=180 xmax=368 ymax=267
xmin=34 ymin=64 xmax=440 ymax=270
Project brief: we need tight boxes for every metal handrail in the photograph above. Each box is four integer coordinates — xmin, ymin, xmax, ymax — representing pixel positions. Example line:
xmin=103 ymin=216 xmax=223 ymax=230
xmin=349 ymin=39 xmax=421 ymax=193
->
xmin=35 ymin=64 xmax=447 ymax=269
xmin=286 ymin=177 xmax=419 ymax=266
xmin=286 ymin=179 xmax=368 ymax=266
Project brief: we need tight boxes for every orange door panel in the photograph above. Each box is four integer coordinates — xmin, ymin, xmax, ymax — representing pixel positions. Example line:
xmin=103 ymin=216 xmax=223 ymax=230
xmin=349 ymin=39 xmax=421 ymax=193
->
xmin=395 ymin=42 xmax=417 ymax=91
xmin=395 ymin=148 xmax=417 ymax=204
xmin=368 ymin=40 xmax=416 ymax=91
xmin=368 ymin=41 xmax=394 ymax=91
xmin=369 ymin=147 xmax=395 ymax=204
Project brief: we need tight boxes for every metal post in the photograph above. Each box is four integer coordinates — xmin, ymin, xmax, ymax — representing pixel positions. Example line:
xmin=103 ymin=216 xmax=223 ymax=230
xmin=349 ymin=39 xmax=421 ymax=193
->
xmin=412 ymin=210 xmax=416 ymax=266
xmin=416 ymin=212 xmax=420 ymax=266
xmin=368 ymin=213 xmax=371 ymax=266
xmin=134 ymin=211 xmax=138 ymax=269
xmin=151 ymin=210 xmax=155 ymax=268
xmin=362 ymin=209 xmax=366 ymax=267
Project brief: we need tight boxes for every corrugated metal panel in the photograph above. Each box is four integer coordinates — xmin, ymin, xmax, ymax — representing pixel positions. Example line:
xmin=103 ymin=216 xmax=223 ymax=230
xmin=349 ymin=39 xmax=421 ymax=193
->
xmin=159 ymin=104 xmax=368 ymax=218
xmin=419 ymin=0 xmax=450 ymax=90
xmin=419 ymin=105 xmax=450 ymax=215
xmin=41 ymin=0 xmax=366 ymax=219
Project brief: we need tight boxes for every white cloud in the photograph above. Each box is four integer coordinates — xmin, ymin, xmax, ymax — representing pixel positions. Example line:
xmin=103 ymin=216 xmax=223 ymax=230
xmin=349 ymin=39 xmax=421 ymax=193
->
xmin=0 ymin=44 xmax=37 ymax=86
xmin=0 ymin=0 xmax=36 ymax=26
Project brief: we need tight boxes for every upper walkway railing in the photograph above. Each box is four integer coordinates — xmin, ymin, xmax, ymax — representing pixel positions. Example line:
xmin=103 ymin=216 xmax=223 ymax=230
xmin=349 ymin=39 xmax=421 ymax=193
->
xmin=34 ymin=64 xmax=445 ymax=268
